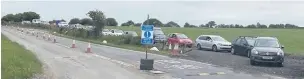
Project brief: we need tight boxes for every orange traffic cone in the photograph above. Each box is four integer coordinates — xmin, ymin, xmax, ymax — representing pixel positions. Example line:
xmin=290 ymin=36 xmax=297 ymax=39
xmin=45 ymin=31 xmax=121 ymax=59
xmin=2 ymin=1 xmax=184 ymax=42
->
xmin=48 ymin=35 xmax=51 ymax=41
xmin=43 ymin=34 xmax=46 ymax=39
xmin=86 ymin=43 xmax=92 ymax=53
xmin=71 ymin=40 xmax=76 ymax=48
xmin=171 ymin=43 xmax=179 ymax=56
xmin=53 ymin=37 xmax=57 ymax=43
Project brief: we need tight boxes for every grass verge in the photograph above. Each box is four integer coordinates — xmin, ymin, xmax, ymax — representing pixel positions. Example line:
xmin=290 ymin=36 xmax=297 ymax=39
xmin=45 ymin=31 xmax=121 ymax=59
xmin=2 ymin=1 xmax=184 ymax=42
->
xmin=1 ymin=34 xmax=42 ymax=79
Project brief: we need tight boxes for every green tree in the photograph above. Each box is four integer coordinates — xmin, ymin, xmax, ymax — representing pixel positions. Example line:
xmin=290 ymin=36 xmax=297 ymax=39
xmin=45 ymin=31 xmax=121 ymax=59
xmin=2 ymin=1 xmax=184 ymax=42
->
xmin=285 ymin=24 xmax=298 ymax=28
xmin=22 ymin=12 xmax=40 ymax=21
xmin=126 ymin=20 xmax=135 ymax=26
xmin=80 ymin=18 xmax=94 ymax=25
xmin=246 ymin=24 xmax=257 ymax=28
xmin=134 ymin=23 xmax=142 ymax=27
xmin=69 ymin=18 xmax=81 ymax=24
xmin=199 ymin=24 xmax=208 ymax=28
xmin=121 ymin=20 xmax=135 ymax=26
xmin=106 ymin=18 xmax=118 ymax=26
xmin=14 ymin=13 xmax=24 ymax=22
xmin=189 ymin=25 xmax=198 ymax=28
xmin=164 ymin=21 xmax=180 ymax=27
xmin=143 ymin=18 xmax=163 ymax=27
xmin=1 ymin=14 xmax=15 ymax=22
xmin=87 ymin=10 xmax=106 ymax=38
xmin=256 ymin=22 xmax=267 ymax=28
xmin=207 ymin=21 xmax=216 ymax=28
xmin=184 ymin=22 xmax=190 ymax=27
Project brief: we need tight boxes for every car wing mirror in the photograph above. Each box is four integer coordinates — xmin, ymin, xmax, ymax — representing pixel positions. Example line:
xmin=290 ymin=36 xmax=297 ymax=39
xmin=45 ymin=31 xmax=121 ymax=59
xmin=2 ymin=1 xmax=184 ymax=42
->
xmin=243 ymin=43 xmax=249 ymax=46
xmin=281 ymin=45 xmax=285 ymax=49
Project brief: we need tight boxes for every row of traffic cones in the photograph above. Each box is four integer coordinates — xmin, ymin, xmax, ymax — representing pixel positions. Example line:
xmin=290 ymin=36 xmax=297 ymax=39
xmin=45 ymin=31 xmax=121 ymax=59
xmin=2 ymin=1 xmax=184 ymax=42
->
xmin=168 ymin=43 xmax=180 ymax=56
xmin=71 ymin=40 xmax=92 ymax=53
xmin=21 ymin=28 xmax=93 ymax=54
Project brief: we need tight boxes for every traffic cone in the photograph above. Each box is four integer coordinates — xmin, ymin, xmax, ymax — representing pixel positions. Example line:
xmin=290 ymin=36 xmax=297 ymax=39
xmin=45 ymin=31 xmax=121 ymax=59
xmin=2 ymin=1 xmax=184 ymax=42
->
xmin=86 ymin=43 xmax=92 ymax=53
xmin=168 ymin=43 xmax=172 ymax=50
xmin=71 ymin=40 xmax=76 ymax=48
xmin=53 ymin=37 xmax=57 ymax=43
xmin=43 ymin=34 xmax=46 ymax=39
xmin=171 ymin=43 xmax=179 ymax=56
xmin=48 ymin=35 xmax=51 ymax=41
xmin=36 ymin=33 xmax=39 ymax=38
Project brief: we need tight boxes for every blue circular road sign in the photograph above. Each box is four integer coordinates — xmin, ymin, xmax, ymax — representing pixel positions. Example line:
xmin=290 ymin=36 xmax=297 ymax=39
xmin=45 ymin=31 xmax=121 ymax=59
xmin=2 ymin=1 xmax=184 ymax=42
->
xmin=144 ymin=31 xmax=151 ymax=38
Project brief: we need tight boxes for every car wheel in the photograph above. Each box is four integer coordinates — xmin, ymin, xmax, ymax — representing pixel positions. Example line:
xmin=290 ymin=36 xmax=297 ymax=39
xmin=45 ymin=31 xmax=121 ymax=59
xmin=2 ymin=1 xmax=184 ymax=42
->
xmin=212 ymin=45 xmax=218 ymax=52
xmin=276 ymin=62 xmax=284 ymax=67
xmin=197 ymin=44 xmax=202 ymax=50
xmin=231 ymin=48 xmax=236 ymax=55
xmin=250 ymin=60 xmax=256 ymax=65
xmin=247 ymin=50 xmax=251 ymax=58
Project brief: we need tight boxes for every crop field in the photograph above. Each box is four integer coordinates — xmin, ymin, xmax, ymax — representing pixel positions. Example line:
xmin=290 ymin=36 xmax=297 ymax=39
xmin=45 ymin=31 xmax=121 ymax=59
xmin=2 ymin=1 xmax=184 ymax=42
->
xmin=106 ymin=26 xmax=304 ymax=55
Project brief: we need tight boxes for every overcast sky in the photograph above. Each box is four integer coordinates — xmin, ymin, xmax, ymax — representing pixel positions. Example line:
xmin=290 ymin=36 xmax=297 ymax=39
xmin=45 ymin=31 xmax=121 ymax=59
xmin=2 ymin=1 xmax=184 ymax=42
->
xmin=2 ymin=1 xmax=304 ymax=26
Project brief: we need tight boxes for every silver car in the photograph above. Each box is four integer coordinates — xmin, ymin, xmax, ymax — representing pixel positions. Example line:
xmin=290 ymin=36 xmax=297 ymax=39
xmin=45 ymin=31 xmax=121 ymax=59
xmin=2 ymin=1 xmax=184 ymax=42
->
xmin=124 ymin=31 xmax=138 ymax=37
xmin=195 ymin=35 xmax=232 ymax=52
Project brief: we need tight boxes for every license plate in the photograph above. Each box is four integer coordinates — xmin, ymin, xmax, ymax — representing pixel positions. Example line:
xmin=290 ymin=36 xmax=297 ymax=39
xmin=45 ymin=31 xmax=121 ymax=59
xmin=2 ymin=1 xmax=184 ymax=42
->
xmin=262 ymin=56 xmax=273 ymax=59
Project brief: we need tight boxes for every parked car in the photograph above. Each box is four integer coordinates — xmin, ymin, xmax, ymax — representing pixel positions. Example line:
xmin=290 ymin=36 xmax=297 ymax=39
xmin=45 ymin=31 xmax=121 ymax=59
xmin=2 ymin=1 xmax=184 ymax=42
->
xmin=195 ymin=35 xmax=231 ymax=52
xmin=102 ymin=29 xmax=111 ymax=36
xmin=109 ymin=29 xmax=124 ymax=36
xmin=153 ymin=27 xmax=167 ymax=43
xmin=231 ymin=36 xmax=284 ymax=66
xmin=58 ymin=22 xmax=69 ymax=27
xmin=167 ymin=33 xmax=193 ymax=48
xmin=124 ymin=31 xmax=138 ymax=37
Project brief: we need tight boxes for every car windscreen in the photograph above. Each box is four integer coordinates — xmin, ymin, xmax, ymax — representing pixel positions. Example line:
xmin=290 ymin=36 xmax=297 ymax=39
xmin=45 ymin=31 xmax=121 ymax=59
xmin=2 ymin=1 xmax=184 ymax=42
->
xmin=254 ymin=39 xmax=280 ymax=48
xmin=103 ymin=29 xmax=110 ymax=32
xmin=246 ymin=38 xmax=256 ymax=46
xmin=176 ymin=34 xmax=188 ymax=39
xmin=211 ymin=36 xmax=227 ymax=41
xmin=154 ymin=30 xmax=164 ymax=35
xmin=115 ymin=30 xmax=124 ymax=33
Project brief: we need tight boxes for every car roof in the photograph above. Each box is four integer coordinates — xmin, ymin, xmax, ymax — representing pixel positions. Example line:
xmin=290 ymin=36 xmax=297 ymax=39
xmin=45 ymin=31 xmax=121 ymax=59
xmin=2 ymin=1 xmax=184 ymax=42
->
xmin=170 ymin=33 xmax=185 ymax=35
xmin=256 ymin=37 xmax=278 ymax=40
xmin=153 ymin=27 xmax=161 ymax=30
xmin=200 ymin=35 xmax=220 ymax=37
xmin=124 ymin=31 xmax=136 ymax=32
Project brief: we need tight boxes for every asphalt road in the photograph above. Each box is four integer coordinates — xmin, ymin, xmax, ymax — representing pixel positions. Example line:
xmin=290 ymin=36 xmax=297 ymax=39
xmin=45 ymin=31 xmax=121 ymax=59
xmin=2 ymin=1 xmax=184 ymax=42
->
xmin=182 ymin=48 xmax=304 ymax=79
xmin=2 ymin=26 xmax=298 ymax=79
xmin=2 ymin=27 xmax=171 ymax=79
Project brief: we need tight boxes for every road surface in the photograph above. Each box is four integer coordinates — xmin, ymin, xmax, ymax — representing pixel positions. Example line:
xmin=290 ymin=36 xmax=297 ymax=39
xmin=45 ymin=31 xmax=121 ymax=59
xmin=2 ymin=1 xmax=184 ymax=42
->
xmin=2 ymin=26 xmax=292 ymax=79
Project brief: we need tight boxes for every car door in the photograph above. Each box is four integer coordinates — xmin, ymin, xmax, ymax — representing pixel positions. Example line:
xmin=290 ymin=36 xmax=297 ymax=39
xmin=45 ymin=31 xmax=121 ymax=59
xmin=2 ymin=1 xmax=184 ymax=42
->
xmin=196 ymin=36 xmax=207 ymax=48
xmin=168 ymin=34 xmax=178 ymax=44
xmin=239 ymin=38 xmax=249 ymax=55
xmin=233 ymin=38 xmax=242 ymax=54
xmin=205 ymin=36 xmax=214 ymax=49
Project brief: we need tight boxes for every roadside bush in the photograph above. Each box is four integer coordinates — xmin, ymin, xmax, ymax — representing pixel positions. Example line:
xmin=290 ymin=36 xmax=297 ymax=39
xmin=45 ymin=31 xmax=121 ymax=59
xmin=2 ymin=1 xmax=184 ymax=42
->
xmin=130 ymin=36 xmax=141 ymax=46
xmin=122 ymin=35 xmax=133 ymax=44
xmin=76 ymin=28 xmax=88 ymax=38
xmin=101 ymin=36 xmax=123 ymax=44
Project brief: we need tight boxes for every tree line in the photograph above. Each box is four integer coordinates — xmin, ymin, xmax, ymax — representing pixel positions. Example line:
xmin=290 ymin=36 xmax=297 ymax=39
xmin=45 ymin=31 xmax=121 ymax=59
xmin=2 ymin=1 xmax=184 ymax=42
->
xmin=2 ymin=11 xmax=301 ymax=29
xmin=1 ymin=11 xmax=40 ymax=23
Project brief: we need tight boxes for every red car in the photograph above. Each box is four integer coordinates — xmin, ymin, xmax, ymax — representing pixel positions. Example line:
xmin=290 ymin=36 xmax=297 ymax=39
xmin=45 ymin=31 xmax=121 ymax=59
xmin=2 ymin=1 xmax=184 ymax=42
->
xmin=167 ymin=33 xmax=193 ymax=48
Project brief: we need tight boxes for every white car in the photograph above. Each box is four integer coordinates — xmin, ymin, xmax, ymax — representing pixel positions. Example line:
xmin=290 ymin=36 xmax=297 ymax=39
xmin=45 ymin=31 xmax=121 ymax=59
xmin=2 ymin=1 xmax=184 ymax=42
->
xmin=109 ymin=29 xmax=124 ymax=36
xmin=102 ymin=29 xmax=111 ymax=36
xmin=195 ymin=35 xmax=232 ymax=52
xmin=58 ymin=22 xmax=69 ymax=27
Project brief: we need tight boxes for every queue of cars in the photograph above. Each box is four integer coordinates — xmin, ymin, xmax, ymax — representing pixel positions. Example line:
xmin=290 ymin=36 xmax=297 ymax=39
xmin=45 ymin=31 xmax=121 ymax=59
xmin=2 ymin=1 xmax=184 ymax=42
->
xmin=101 ymin=28 xmax=285 ymax=67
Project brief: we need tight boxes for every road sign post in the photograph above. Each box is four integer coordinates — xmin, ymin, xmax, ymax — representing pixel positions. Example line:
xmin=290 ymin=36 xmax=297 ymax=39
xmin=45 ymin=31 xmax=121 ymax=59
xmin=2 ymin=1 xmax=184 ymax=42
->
xmin=140 ymin=24 xmax=155 ymax=70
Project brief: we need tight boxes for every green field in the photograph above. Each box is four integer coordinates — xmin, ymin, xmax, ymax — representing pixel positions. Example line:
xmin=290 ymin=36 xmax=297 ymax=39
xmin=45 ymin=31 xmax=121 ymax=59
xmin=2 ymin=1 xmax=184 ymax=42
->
xmin=1 ymin=34 xmax=42 ymax=79
xmin=106 ymin=26 xmax=304 ymax=55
